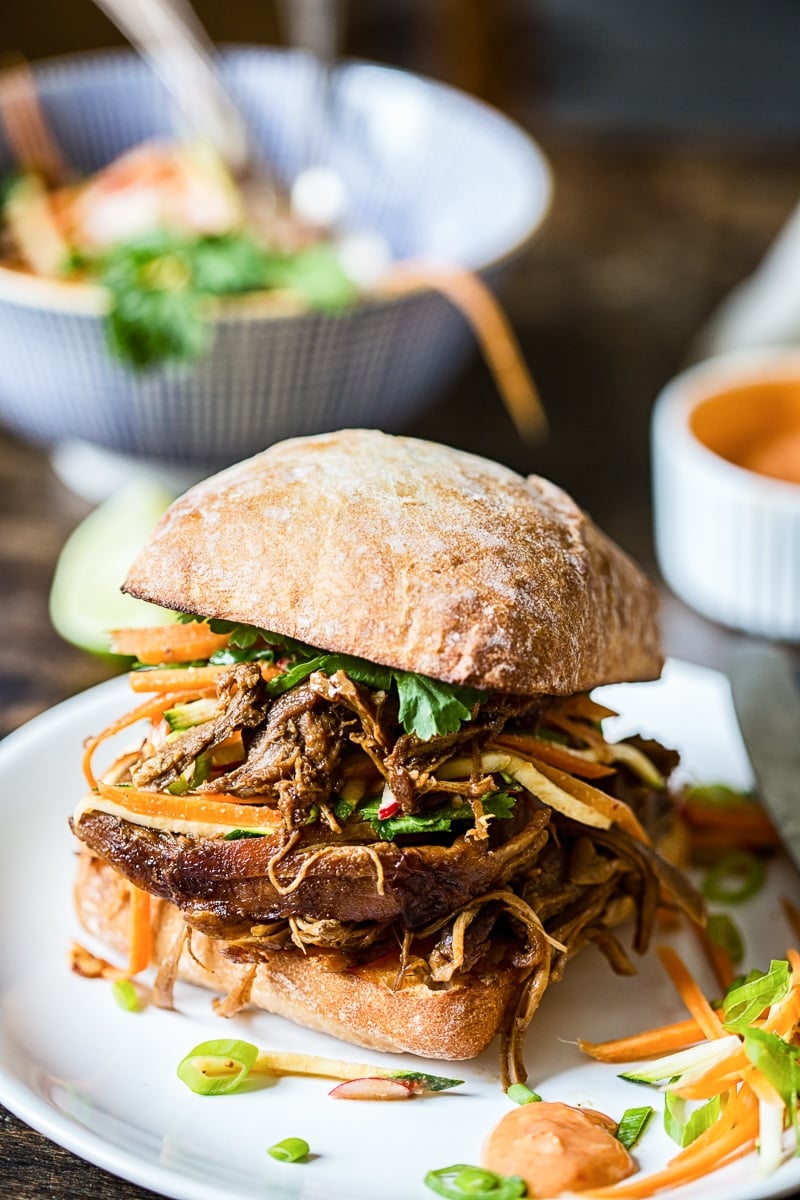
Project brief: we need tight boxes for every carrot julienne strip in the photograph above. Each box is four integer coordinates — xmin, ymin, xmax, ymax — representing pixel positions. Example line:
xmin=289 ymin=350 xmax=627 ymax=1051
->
xmin=656 ymin=946 xmax=727 ymax=1040
xmin=493 ymin=733 xmax=616 ymax=779
xmin=128 ymin=662 xmax=281 ymax=693
xmin=578 ymin=1017 xmax=705 ymax=1063
xmin=82 ymin=691 xmax=200 ymax=788
xmin=586 ymin=1089 xmax=758 ymax=1198
xmin=109 ymin=622 xmax=231 ymax=664
xmin=694 ymin=924 xmax=737 ymax=993
xmin=128 ymin=885 xmax=152 ymax=977
xmin=378 ymin=264 xmax=546 ymax=442
xmin=94 ymin=780 xmax=283 ymax=833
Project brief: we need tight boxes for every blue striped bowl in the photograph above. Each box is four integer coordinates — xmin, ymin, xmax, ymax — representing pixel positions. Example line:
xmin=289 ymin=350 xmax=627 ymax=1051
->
xmin=0 ymin=49 xmax=551 ymax=472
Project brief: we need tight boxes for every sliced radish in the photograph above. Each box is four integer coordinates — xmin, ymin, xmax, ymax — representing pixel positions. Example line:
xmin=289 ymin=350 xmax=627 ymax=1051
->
xmin=328 ymin=1076 xmax=414 ymax=1101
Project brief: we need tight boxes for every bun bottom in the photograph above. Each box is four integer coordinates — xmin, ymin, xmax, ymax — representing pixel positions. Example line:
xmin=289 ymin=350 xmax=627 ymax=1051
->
xmin=74 ymin=853 xmax=521 ymax=1062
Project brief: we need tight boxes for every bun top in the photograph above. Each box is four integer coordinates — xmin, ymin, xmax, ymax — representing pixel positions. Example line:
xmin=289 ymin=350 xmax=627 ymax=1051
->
xmin=124 ymin=430 xmax=662 ymax=695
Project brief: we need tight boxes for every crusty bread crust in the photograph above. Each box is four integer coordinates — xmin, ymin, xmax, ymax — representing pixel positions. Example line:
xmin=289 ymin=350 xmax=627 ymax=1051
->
xmin=75 ymin=854 xmax=520 ymax=1061
xmin=123 ymin=430 xmax=662 ymax=695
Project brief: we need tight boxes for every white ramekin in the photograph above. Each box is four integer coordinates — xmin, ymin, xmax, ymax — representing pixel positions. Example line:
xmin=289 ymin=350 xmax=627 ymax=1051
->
xmin=652 ymin=350 xmax=800 ymax=640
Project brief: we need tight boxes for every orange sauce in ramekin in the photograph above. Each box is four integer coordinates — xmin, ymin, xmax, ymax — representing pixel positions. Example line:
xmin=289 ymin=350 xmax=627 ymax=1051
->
xmin=689 ymin=379 xmax=800 ymax=485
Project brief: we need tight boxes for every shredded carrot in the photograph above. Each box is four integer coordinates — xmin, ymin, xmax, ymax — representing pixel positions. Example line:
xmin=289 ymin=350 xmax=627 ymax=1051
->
xmin=579 ymin=1017 xmax=705 ymax=1063
xmin=675 ymin=1054 xmax=747 ymax=1100
xmin=94 ymin=779 xmax=283 ymax=833
xmin=556 ymin=694 xmax=618 ymax=722
xmin=128 ymin=885 xmax=152 ymax=977
xmin=82 ymin=691 xmax=200 ymax=788
xmin=586 ymin=1088 xmax=759 ymax=1198
xmin=656 ymin=946 xmax=727 ymax=1040
xmin=109 ymin=622 xmax=231 ymax=664
xmin=378 ymin=264 xmax=546 ymax=442
xmin=493 ymin=733 xmax=616 ymax=780
xmin=681 ymin=798 xmax=779 ymax=852
xmin=527 ymin=757 xmax=650 ymax=844
xmin=541 ymin=712 xmax=612 ymax=756
xmin=694 ymin=924 xmax=737 ymax=993
xmin=128 ymin=662 xmax=281 ymax=693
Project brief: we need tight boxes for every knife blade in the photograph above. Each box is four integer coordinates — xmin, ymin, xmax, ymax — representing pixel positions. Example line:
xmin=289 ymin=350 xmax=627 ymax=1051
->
xmin=727 ymin=644 xmax=800 ymax=874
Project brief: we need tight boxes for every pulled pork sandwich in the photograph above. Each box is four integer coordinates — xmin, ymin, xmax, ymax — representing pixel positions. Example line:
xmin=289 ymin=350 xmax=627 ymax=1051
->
xmin=71 ymin=430 xmax=701 ymax=1085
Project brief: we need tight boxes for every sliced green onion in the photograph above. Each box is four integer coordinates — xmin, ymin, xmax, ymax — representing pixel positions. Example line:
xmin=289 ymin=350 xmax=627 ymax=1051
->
xmin=743 ymin=1028 xmax=800 ymax=1110
xmin=723 ymin=960 xmax=790 ymax=1032
xmin=663 ymin=1091 xmax=722 ymax=1147
xmin=177 ymin=1039 xmax=259 ymax=1096
xmin=506 ymin=1083 xmax=541 ymax=1105
xmin=425 ymin=1164 xmax=526 ymax=1199
xmin=111 ymin=979 xmax=141 ymax=1012
xmin=616 ymin=1106 xmax=654 ymax=1149
xmin=706 ymin=912 xmax=745 ymax=965
xmin=702 ymin=851 xmax=765 ymax=903
xmin=222 ymin=829 xmax=267 ymax=840
xmin=268 ymin=1137 xmax=310 ymax=1163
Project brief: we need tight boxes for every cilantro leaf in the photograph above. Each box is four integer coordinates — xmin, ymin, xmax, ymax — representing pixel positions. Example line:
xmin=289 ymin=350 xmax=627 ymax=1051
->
xmin=394 ymin=671 xmax=483 ymax=741
xmin=85 ymin=232 xmax=355 ymax=370
xmin=173 ymin=617 xmax=485 ymax=740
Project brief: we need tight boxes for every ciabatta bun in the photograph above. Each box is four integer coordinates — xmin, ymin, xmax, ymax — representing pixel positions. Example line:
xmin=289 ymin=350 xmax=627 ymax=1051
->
xmin=75 ymin=853 xmax=521 ymax=1061
xmin=123 ymin=430 xmax=662 ymax=695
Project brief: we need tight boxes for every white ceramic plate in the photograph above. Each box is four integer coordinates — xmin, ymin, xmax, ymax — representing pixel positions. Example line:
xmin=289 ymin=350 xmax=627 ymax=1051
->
xmin=0 ymin=660 xmax=798 ymax=1200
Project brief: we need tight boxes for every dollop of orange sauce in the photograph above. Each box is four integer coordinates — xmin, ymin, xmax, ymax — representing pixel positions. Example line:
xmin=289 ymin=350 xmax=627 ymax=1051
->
xmin=482 ymin=1101 xmax=634 ymax=1196
xmin=690 ymin=380 xmax=800 ymax=485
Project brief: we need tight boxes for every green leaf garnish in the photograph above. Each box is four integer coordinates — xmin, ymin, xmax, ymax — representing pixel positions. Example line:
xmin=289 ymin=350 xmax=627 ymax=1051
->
xmin=80 ymin=232 xmax=355 ymax=369
xmin=394 ymin=670 xmax=483 ymax=741
xmin=222 ymin=829 xmax=268 ymax=840
xmin=743 ymin=1028 xmax=800 ymax=1120
xmin=722 ymin=960 xmax=790 ymax=1032
xmin=170 ymin=618 xmax=486 ymax=740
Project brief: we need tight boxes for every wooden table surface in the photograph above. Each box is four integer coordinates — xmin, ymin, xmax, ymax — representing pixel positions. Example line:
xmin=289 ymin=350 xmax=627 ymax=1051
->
xmin=1 ymin=131 xmax=799 ymax=1199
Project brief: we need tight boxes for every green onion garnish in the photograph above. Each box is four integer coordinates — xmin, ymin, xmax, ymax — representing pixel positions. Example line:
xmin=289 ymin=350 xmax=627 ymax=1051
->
xmin=424 ymin=1164 xmax=526 ymax=1199
xmin=743 ymin=1027 xmax=800 ymax=1111
xmin=723 ymin=959 xmax=790 ymax=1031
xmin=616 ymin=1106 xmax=654 ymax=1149
xmin=268 ymin=1137 xmax=310 ymax=1163
xmin=685 ymin=784 xmax=753 ymax=807
xmin=702 ymin=851 xmax=765 ymax=903
xmin=177 ymin=1039 xmax=259 ymax=1096
xmin=506 ymin=1083 xmax=541 ymax=1105
xmin=663 ymin=1091 xmax=721 ymax=1147
xmin=111 ymin=979 xmax=141 ymax=1012
xmin=706 ymin=912 xmax=745 ymax=965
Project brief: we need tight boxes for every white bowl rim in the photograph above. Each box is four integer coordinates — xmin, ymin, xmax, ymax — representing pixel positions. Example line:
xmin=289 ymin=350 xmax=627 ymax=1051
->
xmin=652 ymin=347 xmax=800 ymax=503
xmin=0 ymin=45 xmax=553 ymax=318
